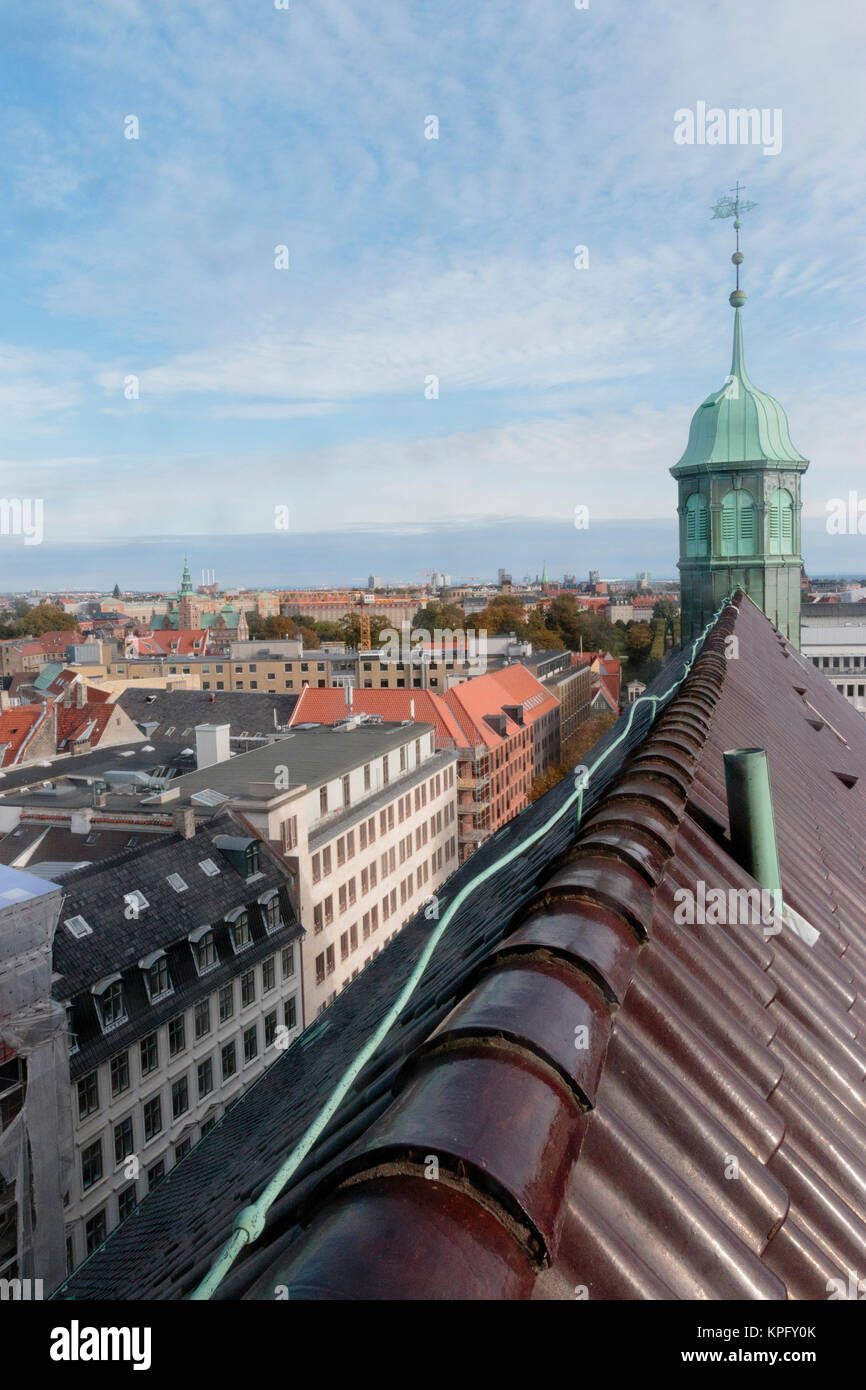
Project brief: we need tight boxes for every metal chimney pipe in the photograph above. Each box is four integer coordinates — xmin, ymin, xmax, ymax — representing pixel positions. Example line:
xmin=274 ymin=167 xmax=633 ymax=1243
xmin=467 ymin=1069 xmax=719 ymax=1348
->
xmin=723 ymin=747 xmax=782 ymax=910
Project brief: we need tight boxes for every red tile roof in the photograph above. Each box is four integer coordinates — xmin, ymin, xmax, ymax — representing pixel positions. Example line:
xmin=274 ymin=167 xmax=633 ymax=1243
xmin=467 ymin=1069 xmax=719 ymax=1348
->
xmin=129 ymin=629 xmax=209 ymax=656
xmin=290 ymin=686 xmax=469 ymax=747
xmin=55 ymin=701 xmax=117 ymax=750
xmin=244 ymin=594 xmax=866 ymax=1299
xmin=442 ymin=665 xmax=558 ymax=750
xmin=0 ymin=704 xmax=47 ymax=766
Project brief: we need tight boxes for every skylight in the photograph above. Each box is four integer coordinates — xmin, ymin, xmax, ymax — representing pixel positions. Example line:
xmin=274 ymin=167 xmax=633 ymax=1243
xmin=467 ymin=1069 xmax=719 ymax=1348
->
xmin=199 ymin=858 xmax=220 ymax=876
xmin=167 ymin=872 xmax=188 ymax=892
xmin=124 ymin=890 xmax=149 ymax=912
xmin=65 ymin=915 xmax=93 ymax=938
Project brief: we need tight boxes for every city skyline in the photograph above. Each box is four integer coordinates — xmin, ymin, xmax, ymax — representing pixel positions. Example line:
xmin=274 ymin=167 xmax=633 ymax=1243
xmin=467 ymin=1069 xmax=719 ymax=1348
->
xmin=1 ymin=0 xmax=864 ymax=578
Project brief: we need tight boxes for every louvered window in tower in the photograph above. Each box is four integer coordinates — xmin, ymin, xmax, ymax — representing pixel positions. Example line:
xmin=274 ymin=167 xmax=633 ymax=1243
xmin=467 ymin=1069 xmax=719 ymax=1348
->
xmin=768 ymin=487 xmax=794 ymax=555
xmin=721 ymin=490 xmax=757 ymax=558
xmin=685 ymin=494 xmax=709 ymax=557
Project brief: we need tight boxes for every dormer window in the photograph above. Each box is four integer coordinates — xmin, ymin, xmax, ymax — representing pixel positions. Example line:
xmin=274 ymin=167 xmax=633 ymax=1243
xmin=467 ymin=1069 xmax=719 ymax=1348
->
xmin=140 ymin=950 xmax=173 ymax=1002
xmin=245 ymin=842 xmax=261 ymax=877
xmin=93 ymin=976 xmax=127 ymax=1032
xmin=189 ymin=925 xmax=218 ymax=975
xmin=228 ymin=910 xmax=251 ymax=952
xmin=260 ymin=891 xmax=282 ymax=934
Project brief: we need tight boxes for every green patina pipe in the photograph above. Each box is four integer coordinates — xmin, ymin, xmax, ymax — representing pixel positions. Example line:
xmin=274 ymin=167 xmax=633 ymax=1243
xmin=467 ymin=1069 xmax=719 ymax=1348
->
xmin=723 ymin=747 xmax=782 ymax=901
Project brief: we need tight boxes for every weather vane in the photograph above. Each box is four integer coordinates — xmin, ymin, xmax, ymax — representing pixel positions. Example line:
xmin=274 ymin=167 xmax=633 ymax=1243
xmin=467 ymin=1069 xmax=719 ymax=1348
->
xmin=711 ymin=181 xmax=757 ymax=308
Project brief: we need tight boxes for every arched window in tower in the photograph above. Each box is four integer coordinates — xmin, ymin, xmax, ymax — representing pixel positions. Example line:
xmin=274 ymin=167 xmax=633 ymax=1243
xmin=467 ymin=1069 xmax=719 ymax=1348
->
xmin=684 ymin=493 xmax=709 ymax=557
xmin=768 ymin=487 xmax=794 ymax=555
xmin=720 ymin=489 xmax=757 ymax=558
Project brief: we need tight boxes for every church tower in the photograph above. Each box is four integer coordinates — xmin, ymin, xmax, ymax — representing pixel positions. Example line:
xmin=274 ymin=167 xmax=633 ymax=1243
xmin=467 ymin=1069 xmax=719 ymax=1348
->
xmin=177 ymin=557 xmax=200 ymax=630
xmin=672 ymin=189 xmax=808 ymax=646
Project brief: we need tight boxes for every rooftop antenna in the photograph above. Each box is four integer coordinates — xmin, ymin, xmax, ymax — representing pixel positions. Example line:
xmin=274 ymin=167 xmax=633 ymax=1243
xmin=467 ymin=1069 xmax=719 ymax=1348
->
xmin=711 ymin=180 xmax=757 ymax=309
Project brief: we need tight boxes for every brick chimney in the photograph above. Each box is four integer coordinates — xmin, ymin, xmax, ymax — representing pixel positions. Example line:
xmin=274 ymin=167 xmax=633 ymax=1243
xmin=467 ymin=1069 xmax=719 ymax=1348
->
xmin=172 ymin=807 xmax=196 ymax=839
xmin=75 ymin=681 xmax=86 ymax=708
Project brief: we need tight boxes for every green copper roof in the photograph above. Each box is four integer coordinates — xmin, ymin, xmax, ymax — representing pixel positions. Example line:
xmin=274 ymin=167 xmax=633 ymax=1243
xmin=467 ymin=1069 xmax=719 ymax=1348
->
xmin=179 ymin=558 xmax=195 ymax=595
xmin=672 ymin=309 xmax=808 ymax=475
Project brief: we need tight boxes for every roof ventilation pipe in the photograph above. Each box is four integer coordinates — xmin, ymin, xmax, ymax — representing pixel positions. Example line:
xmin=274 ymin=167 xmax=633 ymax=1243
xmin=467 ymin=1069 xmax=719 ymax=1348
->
xmin=723 ymin=747 xmax=818 ymax=947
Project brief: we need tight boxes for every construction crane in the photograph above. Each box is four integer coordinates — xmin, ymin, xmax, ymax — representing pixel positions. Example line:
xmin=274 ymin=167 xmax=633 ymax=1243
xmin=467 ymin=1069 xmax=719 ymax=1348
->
xmin=355 ymin=591 xmax=372 ymax=650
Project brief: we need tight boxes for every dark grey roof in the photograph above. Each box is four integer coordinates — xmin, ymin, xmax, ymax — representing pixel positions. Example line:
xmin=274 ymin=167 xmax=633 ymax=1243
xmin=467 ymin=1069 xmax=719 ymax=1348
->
xmin=52 ymin=811 xmax=289 ymax=996
xmin=54 ymin=812 xmax=301 ymax=1078
xmin=117 ymin=687 xmax=299 ymax=737
xmin=53 ymin=643 xmax=695 ymax=1301
xmin=0 ymin=823 xmax=146 ymax=870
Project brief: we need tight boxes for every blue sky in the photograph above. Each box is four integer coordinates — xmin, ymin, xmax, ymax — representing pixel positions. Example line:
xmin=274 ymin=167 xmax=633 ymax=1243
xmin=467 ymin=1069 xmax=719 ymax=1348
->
xmin=1 ymin=0 xmax=865 ymax=587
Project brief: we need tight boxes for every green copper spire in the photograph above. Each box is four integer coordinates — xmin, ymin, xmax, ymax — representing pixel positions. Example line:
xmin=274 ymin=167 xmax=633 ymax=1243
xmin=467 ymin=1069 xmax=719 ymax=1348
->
xmin=180 ymin=556 xmax=195 ymax=595
xmin=673 ymin=188 xmax=806 ymax=472
xmin=672 ymin=190 xmax=809 ymax=650
xmin=672 ymin=307 xmax=807 ymax=471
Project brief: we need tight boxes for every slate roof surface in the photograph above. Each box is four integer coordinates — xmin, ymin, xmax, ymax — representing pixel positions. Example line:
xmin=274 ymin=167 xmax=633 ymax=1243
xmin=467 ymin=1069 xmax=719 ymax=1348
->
xmin=57 ymin=593 xmax=866 ymax=1301
xmin=117 ymin=687 xmax=298 ymax=737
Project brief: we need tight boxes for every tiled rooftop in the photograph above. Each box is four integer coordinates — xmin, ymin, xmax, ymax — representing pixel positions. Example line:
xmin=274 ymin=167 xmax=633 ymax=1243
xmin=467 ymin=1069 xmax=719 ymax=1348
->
xmin=57 ymin=595 xmax=866 ymax=1300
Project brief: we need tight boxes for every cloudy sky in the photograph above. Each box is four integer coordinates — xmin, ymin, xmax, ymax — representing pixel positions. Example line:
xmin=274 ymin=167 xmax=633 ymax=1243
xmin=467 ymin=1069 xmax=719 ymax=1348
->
xmin=1 ymin=0 xmax=865 ymax=587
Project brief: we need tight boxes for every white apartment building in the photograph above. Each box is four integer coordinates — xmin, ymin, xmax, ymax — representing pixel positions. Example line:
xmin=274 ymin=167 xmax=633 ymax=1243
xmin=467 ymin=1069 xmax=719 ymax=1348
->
xmin=800 ymin=618 xmax=866 ymax=715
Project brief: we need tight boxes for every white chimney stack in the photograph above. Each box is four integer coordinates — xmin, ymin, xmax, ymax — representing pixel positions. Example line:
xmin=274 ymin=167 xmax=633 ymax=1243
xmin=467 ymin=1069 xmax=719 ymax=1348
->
xmin=410 ymin=698 xmax=415 ymax=719
xmin=346 ymin=685 xmax=353 ymax=709
xmin=195 ymin=723 xmax=231 ymax=769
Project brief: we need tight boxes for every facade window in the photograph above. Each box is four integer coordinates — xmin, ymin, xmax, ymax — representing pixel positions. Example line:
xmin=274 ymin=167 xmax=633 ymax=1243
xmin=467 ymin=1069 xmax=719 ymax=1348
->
xmin=322 ymin=846 xmax=331 ymax=875
xmin=168 ymin=1015 xmax=186 ymax=1057
xmin=85 ymin=1209 xmax=106 ymax=1255
xmin=363 ymin=763 xmax=371 ymax=791
xmin=313 ymin=902 xmax=323 ymax=933
xmin=243 ymin=1024 xmax=258 ymax=1064
xmin=221 ymin=1040 xmax=237 ymax=1080
xmin=241 ymin=970 xmax=255 ymax=1007
xmin=283 ymin=997 xmax=297 ymax=1031
xmin=139 ymin=1032 xmax=158 ymax=1076
xmin=768 ymin=486 xmax=794 ymax=555
xmin=282 ymin=816 xmax=298 ymax=852
xmin=201 ymin=1114 xmax=217 ymax=1137
xmin=110 ymin=1052 xmax=130 ymax=1098
xmin=219 ymin=983 xmax=234 ymax=1022
xmin=117 ymin=1184 xmax=137 ymax=1224
xmin=281 ymin=945 xmax=295 ymax=978
xmin=193 ymin=930 xmax=218 ymax=973
xmin=197 ymin=1058 xmax=214 ymax=1098
xmin=171 ymin=1074 xmax=189 ymax=1120
xmin=342 ymin=775 xmax=351 ymax=808
xmin=146 ymin=955 xmax=172 ymax=1001
xmin=320 ymin=786 xmax=328 ymax=815
xmin=382 ymin=757 xmax=389 ymax=787
xmin=262 ymin=956 xmax=276 ymax=992
xmin=312 ymin=852 xmax=321 ymax=884
xmin=97 ymin=979 xmax=126 ymax=1030
xmin=77 ymin=1070 xmax=99 ymax=1120
xmin=81 ymin=1139 xmax=103 ymax=1191
xmin=684 ymin=492 xmax=709 ymax=557
xmin=114 ymin=1116 xmax=134 ymax=1165
xmin=143 ymin=1094 xmax=163 ymax=1143
xmin=230 ymin=912 xmax=251 ymax=952
xmin=264 ymin=1010 xmax=278 ymax=1047
xmin=174 ymin=1137 xmax=192 ymax=1164
xmin=147 ymin=1160 xmax=165 ymax=1192
xmin=266 ymin=896 xmax=282 ymax=932
xmin=326 ymin=944 xmax=335 ymax=975
xmin=194 ymin=999 xmax=211 ymax=1040
xmin=720 ymin=488 xmax=757 ymax=557
xmin=315 ymin=952 xmax=325 ymax=985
